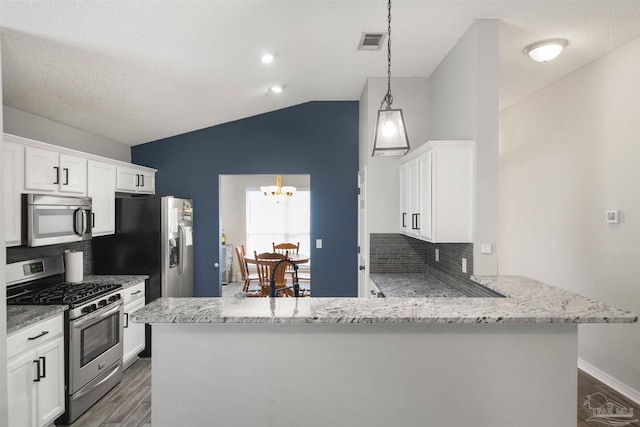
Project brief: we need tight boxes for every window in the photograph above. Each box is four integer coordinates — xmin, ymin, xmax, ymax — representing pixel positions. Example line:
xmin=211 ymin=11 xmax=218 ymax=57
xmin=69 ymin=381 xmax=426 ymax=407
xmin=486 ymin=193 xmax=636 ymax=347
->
xmin=246 ymin=190 xmax=310 ymax=255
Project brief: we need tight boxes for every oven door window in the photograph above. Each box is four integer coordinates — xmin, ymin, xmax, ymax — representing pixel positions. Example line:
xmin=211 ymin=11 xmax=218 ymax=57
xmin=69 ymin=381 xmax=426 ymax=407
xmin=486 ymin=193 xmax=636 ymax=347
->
xmin=81 ymin=311 xmax=120 ymax=367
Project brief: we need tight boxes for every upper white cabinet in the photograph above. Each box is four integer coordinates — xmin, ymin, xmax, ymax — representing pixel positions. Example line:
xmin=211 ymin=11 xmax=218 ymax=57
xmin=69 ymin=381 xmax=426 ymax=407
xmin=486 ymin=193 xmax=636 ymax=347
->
xmin=3 ymin=141 xmax=25 ymax=246
xmin=25 ymin=147 xmax=87 ymax=194
xmin=3 ymin=133 xmax=157 ymax=246
xmin=88 ymin=160 xmax=116 ymax=236
xmin=116 ymin=166 xmax=155 ymax=194
xmin=399 ymin=141 xmax=474 ymax=243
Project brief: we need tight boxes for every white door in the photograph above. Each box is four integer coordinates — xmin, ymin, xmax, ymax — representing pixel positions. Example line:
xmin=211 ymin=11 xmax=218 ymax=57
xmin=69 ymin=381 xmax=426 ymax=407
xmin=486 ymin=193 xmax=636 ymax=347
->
xmin=418 ymin=151 xmax=433 ymax=241
xmin=357 ymin=167 xmax=368 ymax=298
xmin=7 ymin=350 xmax=37 ymax=427
xmin=58 ymin=154 xmax=87 ymax=194
xmin=35 ymin=336 xmax=65 ymax=426
xmin=116 ymin=166 xmax=140 ymax=192
xmin=3 ymin=141 xmax=24 ymax=246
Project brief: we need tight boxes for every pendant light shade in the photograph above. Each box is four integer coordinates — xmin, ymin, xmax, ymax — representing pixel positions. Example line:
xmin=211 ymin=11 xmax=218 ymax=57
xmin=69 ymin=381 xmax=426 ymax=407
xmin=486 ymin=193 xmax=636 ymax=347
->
xmin=372 ymin=0 xmax=410 ymax=157
xmin=372 ymin=108 xmax=409 ymax=156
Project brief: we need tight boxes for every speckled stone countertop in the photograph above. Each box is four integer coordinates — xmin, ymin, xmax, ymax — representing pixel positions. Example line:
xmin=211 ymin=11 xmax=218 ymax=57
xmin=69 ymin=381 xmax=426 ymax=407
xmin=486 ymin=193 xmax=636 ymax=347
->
xmin=370 ymin=273 xmax=471 ymax=297
xmin=80 ymin=275 xmax=148 ymax=289
xmin=7 ymin=306 xmax=66 ymax=335
xmin=6 ymin=275 xmax=148 ymax=334
xmin=131 ymin=275 xmax=638 ymax=325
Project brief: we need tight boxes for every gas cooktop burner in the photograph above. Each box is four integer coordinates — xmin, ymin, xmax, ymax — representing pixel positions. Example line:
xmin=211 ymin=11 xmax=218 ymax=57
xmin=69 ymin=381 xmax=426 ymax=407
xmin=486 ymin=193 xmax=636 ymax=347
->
xmin=8 ymin=282 xmax=122 ymax=307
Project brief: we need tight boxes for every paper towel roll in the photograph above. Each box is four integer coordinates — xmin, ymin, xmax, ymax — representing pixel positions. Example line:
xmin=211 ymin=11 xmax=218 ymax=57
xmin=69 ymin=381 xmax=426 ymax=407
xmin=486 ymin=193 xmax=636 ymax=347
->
xmin=65 ymin=251 xmax=83 ymax=283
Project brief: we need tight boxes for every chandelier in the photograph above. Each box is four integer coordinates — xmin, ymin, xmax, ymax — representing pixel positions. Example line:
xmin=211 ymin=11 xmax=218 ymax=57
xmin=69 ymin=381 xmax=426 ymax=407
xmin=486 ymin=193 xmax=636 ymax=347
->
xmin=371 ymin=0 xmax=410 ymax=157
xmin=260 ymin=176 xmax=296 ymax=198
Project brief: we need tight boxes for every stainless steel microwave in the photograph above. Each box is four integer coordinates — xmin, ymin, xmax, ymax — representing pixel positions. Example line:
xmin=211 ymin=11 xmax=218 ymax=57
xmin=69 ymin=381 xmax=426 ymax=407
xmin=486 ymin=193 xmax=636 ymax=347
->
xmin=24 ymin=194 xmax=92 ymax=247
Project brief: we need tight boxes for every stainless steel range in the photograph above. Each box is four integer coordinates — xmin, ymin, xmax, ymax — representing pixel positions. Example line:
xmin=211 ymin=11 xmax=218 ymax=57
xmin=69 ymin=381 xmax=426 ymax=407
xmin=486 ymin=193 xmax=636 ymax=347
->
xmin=7 ymin=256 xmax=124 ymax=424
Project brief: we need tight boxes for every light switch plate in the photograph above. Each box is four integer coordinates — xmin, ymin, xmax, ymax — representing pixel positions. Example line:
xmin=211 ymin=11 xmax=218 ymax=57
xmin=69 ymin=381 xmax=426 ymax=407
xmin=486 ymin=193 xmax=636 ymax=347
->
xmin=316 ymin=239 xmax=323 ymax=249
xmin=480 ymin=244 xmax=492 ymax=254
xmin=462 ymin=258 xmax=467 ymax=274
xmin=435 ymin=248 xmax=439 ymax=262
xmin=606 ymin=210 xmax=620 ymax=224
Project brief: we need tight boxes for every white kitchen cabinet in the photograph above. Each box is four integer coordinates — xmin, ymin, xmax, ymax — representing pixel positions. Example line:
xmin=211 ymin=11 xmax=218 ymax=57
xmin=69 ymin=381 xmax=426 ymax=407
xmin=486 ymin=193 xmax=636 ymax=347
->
xmin=3 ymin=141 xmax=25 ymax=246
xmin=88 ymin=160 xmax=116 ymax=236
xmin=399 ymin=141 xmax=474 ymax=243
xmin=25 ymin=146 xmax=87 ymax=194
xmin=123 ymin=282 xmax=146 ymax=369
xmin=116 ymin=166 xmax=155 ymax=194
xmin=7 ymin=314 xmax=65 ymax=427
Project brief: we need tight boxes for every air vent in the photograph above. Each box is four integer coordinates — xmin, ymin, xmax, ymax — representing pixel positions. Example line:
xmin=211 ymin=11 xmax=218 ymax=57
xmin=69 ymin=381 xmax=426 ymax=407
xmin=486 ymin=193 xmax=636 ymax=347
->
xmin=358 ymin=32 xmax=386 ymax=50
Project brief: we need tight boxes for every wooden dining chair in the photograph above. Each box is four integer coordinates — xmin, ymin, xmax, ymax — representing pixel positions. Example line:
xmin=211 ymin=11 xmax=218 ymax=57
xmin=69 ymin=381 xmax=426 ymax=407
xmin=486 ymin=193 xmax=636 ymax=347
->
xmin=272 ymin=242 xmax=299 ymax=255
xmin=254 ymin=251 xmax=287 ymax=261
xmin=253 ymin=257 xmax=290 ymax=297
xmin=235 ymin=246 xmax=259 ymax=293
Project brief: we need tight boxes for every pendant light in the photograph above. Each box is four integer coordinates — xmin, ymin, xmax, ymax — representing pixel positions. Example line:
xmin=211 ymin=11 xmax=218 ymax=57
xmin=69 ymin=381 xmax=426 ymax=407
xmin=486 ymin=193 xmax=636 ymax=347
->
xmin=372 ymin=0 xmax=410 ymax=157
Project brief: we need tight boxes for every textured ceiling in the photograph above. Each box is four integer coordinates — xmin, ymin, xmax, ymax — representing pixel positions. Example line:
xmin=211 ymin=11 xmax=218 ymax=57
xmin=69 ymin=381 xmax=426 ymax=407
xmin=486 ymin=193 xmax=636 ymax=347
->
xmin=1 ymin=1 xmax=639 ymax=146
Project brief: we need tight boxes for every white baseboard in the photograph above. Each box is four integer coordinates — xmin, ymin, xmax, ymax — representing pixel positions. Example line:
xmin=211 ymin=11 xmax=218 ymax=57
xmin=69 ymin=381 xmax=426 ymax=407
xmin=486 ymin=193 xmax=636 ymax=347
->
xmin=578 ymin=358 xmax=640 ymax=404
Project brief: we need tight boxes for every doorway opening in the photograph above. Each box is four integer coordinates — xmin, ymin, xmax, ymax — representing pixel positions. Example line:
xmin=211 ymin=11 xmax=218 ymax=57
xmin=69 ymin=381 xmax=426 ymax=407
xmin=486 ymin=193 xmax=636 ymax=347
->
xmin=219 ymin=174 xmax=311 ymax=297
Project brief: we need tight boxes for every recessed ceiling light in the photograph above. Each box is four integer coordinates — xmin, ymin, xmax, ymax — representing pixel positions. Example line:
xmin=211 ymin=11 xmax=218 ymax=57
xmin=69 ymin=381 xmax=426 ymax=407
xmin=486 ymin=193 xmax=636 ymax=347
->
xmin=524 ymin=38 xmax=568 ymax=62
xmin=269 ymin=85 xmax=285 ymax=94
xmin=258 ymin=52 xmax=276 ymax=64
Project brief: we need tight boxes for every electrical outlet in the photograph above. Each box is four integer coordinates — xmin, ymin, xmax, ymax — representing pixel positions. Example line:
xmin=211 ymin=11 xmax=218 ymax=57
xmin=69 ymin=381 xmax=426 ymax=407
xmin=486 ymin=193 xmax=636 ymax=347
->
xmin=462 ymin=258 xmax=467 ymax=274
xmin=435 ymin=248 xmax=439 ymax=262
xmin=316 ymin=239 xmax=323 ymax=249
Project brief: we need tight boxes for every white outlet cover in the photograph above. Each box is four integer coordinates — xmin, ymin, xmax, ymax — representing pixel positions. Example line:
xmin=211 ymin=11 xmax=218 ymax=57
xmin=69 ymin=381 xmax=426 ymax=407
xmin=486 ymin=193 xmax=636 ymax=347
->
xmin=316 ymin=239 xmax=323 ymax=249
xmin=480 ymin=244 xmax=492 ymax=254
xmin=435 ymin=248 xmax=439 ymax=262
xmin=462 ymin=258 xmax=467 ymax=274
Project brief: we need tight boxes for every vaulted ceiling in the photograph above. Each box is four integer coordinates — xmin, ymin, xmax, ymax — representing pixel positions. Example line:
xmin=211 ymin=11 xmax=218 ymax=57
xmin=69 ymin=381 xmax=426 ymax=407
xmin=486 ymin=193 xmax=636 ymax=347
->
xmin=2 ymin=1 xmax=639 ymax=145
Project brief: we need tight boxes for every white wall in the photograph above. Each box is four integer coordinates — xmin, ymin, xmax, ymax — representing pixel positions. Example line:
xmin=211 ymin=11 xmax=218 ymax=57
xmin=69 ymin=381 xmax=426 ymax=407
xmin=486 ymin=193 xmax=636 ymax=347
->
xmin=500 ymin=37 xmax=640 ymax=396
xmin=359 ymin=77 xmax=429 ymax=233
xmin=0 ymin=34 xmax=9 ymax=427
xmin=427 ymin=20 xmax=500 ymax=276
xmin=3 ymin=105 xmax=130 ymax=162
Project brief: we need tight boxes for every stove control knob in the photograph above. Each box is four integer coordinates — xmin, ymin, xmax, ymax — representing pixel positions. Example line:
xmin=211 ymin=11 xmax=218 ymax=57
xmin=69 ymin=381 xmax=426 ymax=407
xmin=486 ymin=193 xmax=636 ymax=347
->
xmin=108 ymin=295 xmax=120 ymax=302
xmin=83 ymin=304 xmax=97 ymax=313
xmin=98 ymin=299 xmax=107 ymax=307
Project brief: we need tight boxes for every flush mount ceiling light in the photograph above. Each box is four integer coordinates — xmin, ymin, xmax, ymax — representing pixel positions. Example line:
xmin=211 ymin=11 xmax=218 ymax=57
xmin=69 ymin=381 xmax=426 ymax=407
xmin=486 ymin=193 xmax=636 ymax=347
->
xmin=261 ymin=176 xmax=296 ymax=198
xmin=372 ymin=0 xmax=409 ymax=157
xmin=258 ymin=52 xmax=277 ymax=64
xmin=269 ymin=84 xmax=285 ymax=94
xmin=524 ymin=39 xmax=568 ymax=62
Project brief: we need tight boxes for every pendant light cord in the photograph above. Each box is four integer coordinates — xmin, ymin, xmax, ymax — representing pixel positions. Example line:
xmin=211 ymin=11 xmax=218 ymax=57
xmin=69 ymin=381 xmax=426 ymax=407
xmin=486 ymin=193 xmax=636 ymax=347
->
xmin=380 ymin=0 xmax=393 ymax=110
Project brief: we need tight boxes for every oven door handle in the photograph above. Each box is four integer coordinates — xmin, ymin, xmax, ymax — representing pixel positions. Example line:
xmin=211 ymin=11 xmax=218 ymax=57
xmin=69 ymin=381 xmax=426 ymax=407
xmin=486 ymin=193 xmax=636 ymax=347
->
xmin=72 ymin=301 xmax=123 ymax=329
xmin=71 ymin=362 xmax=121 ymax=401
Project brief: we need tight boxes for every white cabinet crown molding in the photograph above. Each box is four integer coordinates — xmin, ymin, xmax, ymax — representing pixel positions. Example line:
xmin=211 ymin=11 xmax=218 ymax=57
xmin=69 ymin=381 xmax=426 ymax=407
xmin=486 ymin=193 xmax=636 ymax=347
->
xmin=398 ymin=140 xmax=476 ymax=165
xmin=3 ymin=133 xmax=157 ymax=173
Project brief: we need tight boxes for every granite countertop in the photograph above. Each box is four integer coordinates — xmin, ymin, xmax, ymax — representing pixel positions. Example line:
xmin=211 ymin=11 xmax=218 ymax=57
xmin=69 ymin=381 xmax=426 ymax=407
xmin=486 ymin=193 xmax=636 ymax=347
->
xmin=81 ymin=274 xmax=148 ymax=289
xmin=370 ymin=273 xmax=473 ymax=297
xmin=131 ymin=275 xmax=638 ymax=325
xmin=7 ymin=305 xmax=66 ymax=335
xmin=6 ymin=274 xmax=148 ymax=335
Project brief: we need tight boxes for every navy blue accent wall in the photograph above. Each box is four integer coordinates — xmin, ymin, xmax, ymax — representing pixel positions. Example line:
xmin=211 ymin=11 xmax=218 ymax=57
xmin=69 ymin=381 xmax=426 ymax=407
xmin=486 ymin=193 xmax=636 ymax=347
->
xmin=131 ymin=101 xmax=359 ymax=297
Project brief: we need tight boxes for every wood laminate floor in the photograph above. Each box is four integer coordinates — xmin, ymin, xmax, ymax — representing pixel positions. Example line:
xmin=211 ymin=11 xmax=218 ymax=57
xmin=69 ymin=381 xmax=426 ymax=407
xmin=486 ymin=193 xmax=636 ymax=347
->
xmin=64 ymin=358 xmax=151 ymax=427
xmin=62 ymin=356 xmax=637 ymax=426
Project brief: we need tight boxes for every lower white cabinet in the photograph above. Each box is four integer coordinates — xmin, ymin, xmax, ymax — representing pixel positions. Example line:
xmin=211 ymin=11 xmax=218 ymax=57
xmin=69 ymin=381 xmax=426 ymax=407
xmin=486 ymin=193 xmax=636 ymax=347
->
xmin=8 ymin=315 xmax=65 ymax=427
xmin=123 ymin=282 xmax=146 ymax=369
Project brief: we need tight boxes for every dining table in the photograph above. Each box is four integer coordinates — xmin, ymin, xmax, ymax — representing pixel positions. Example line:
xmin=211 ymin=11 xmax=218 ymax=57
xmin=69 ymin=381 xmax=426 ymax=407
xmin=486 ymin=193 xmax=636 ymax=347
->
xmin=243 ymin=253 xmax=310 ymax=265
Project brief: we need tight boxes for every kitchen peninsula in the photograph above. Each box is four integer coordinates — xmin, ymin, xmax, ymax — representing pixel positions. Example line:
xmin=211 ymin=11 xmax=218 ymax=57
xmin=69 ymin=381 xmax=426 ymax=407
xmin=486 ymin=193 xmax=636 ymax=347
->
xmin=132 ymin=276 xmax=637 ymax=427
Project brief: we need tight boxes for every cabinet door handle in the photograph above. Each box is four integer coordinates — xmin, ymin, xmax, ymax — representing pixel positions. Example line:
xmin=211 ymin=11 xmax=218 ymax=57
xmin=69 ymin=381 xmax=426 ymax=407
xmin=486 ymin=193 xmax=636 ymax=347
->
xmin=33 ymin=360 xmax=41 ymax=382
xmin=92 ymin=213 xmax=96 ymax=228
xmin=415 ymin=213 xmax=420 ymax=230
xmin=64 ymin=168 xmax=69 ymax=185
xmin=124 ymin=312 xmax=129 ymax=328
xmin=130 ymin=290 xmax=142 ymax=296
xmin=402 ymin=213 xmax=406 ymax=228
xmin=40 ymin=356 xmax=46 ymax=379
xmin=141 ymin=174 xmax=145 ymax=187
xmin=53 ymin=166 xmax=59 ymax=184
xmin=28 ymin=330 xmax=49 ymax=341
xmin=136 ymin=174 xmax=140 ymax=187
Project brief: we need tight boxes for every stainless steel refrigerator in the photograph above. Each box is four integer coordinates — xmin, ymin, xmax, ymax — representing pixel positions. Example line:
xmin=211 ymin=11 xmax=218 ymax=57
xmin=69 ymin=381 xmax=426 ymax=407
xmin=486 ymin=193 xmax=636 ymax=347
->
xmin=93 ymin=196 xmax=194 ymax=356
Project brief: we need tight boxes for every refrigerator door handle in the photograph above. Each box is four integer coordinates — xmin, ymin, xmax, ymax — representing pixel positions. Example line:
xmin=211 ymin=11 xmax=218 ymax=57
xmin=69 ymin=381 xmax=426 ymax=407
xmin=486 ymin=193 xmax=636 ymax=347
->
xmin=178 ymin=223 xmax=186 ymax=276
